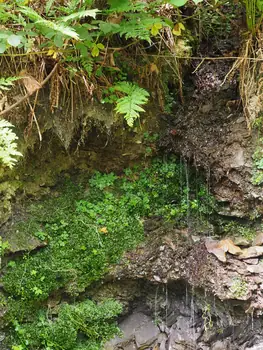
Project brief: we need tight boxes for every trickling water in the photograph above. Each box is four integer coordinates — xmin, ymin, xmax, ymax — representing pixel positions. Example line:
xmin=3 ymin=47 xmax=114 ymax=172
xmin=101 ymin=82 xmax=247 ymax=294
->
xmin=154 ymin=285 xmax=159 ymax=323
xmin=165 ymin=284 xmax=168 ymax=325
xmin=185 ymin=284 xmax=189 ymax=306
xmin=185 ymin=160 xmax=190 ymax=231
xmin=206 ymin=165 xmax=211 ymax=236
xmin=190 ymin=287 xmax=195 ymax=344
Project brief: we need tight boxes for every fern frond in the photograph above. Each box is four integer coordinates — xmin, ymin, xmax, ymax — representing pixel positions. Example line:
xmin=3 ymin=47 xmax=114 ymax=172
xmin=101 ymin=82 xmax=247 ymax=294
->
xmin=61 ymin=9 xmax=99 ymax=22
xmin=45 ymin=0 xmax=56 ymax=14
xmin=0 ymin=76 xmax=20 ymax=91
xmin=114 ymin=82 xmax=149 ymax=127
xmin=19 ymin=6 xmax=79 ymax=40
xmin=118 ymin=16 xmax=167 ymax=41
xmin=0 ymin=119 xmax=22 ymax=169
xmin=81 ymin=56 xmax=93 ymax=77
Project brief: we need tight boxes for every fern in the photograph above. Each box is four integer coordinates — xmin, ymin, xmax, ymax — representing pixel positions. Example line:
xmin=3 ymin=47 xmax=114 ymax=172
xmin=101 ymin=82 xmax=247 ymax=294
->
xmin=45 ymin=0 xmax=56 ymax=14
xmin=81 ymin=56 xmax=93 ymax=77
xmin=118 ymin=16 xmax=167 ymax=41
xmin=107 ymin=0 xmax=146 ymax=13
xmin=0 ymin=76 xmax=20 ymax=91
xmin=61 ymin=9 xmax=99 ymax=23
xmin=19 ymin=6 xmax=79 ymax=40
xmin=0 ymin=120 xmax=22 ymax=169
xmin=113 ymin=82 xmax=149 ymax=127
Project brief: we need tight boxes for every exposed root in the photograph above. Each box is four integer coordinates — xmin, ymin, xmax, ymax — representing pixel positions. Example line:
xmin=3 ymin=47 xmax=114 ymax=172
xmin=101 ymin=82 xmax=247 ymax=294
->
xmin=223 ymin=32 xmax=263 ymax=131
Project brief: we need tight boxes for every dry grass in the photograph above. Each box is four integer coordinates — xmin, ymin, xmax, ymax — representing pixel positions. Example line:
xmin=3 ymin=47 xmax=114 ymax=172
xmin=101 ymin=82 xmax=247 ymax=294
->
xmin=223 ymin=32 xmax=263 ymax=131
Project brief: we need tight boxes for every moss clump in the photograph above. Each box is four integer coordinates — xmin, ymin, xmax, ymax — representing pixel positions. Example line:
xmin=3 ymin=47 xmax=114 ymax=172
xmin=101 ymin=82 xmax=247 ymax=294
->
xmin=219 ymin=221 xmax=256 ymax=242
xmin=9 ymin=299 xmax=122 ymax=350
xmin=229 ymin=277 xmax=248 ymax=298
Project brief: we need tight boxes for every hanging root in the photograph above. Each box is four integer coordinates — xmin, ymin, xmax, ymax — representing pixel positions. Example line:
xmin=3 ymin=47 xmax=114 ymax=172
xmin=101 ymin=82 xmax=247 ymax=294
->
xmin=224 ymin=32 xmax=263 ymax=131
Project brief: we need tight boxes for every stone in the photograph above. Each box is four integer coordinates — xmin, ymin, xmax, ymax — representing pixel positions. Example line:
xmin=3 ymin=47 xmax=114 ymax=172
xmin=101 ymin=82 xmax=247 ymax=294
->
xmin=253 ymin=233 xmax=263 ymax=246
xmin=205 ymin=239 xmax=227 ymax=262
xmin=245 ymin=344 xmax=263 ymax=350
xmin=245 ymin=258 xmax=259 ymax=265
xmin=232 ymin=236 xmax=250 ymax=247
xmin=104 ymin=312 xmax=159 ymax=350
xmin=135 ymin=318 xmax=160 ymax=348
xmin=212 ymin=340 xmax=230 ymax=350
xmin=205 ymin=238 xmax=242 ymax=262
xmin=1 ymin=229 xmax=47 ymax=254
xmin=239 ymin=246 xmax=263 ymax=259
xmin=247 ymin=265 xmax=263 ymax=274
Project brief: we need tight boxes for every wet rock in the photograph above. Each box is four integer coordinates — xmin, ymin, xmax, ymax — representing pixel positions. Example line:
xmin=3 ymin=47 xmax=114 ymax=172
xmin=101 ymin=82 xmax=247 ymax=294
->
xmin=1 ymin=229 xmax=47 ymax=254
xmin=105 ymin=312 xmax=160 ymax=350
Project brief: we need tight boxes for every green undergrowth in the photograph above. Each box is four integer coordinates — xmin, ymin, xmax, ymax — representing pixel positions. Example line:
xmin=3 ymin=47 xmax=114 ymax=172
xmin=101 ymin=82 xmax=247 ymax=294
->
xmin=2 ymin=157 xmax=214 ymax=350
xmin=217 ymin=220 xmax=257 ymax=242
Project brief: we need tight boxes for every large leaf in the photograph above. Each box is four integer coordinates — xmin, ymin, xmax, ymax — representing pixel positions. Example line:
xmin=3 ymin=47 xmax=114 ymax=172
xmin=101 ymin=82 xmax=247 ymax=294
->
xmin=7 ymin=34 xmax=21 ymax=47
xmin=168 ymin=0 xmax=188 ymax=6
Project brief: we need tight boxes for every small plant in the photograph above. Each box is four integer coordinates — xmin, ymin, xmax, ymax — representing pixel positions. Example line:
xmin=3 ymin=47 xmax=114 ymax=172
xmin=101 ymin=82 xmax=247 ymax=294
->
xmin=202 ymin=302 xmax=213 ymax=332
xmin=0 ymin=119 xmax=22 ymax=168
xmin=0 ymin=76 xmax=20 ymax=91
xmin=0 ymin=237 xmax=9 ymax=256
xmin=229 ymin=277 xmax=248 ymax=298
xmin=220 ymin=221 xmax=256 ymax=241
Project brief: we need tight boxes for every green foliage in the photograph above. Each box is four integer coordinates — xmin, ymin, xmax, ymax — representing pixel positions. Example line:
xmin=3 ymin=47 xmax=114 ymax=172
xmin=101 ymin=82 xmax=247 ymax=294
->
xmin=10 ymin=299 xmax=122 ymax=350
xmin=0 ymin=76 xmax=20 ymax=91
xmin=0 ymin=119 xmax=22 ymax=169
xmin=0 ymin=236 xmax=10 ymax=256
xmin=202 ymin=302 xmax=213 ymax=332
xmin=2 ymin=158 xmax=214 ymax=349
xmin=113 ymin=82 xmax=149 ymax=126
xmin=218 ymin=220 xmax=256 ymax=241
xmin=229 ymin=277 xmax=248 ymax=298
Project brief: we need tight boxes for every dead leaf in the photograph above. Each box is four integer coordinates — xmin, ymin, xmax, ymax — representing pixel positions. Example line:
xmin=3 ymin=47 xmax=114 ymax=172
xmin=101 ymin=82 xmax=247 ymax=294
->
xmin=100 ymin=227 xmax=108 ymax=234
xmin=150 ymin=63 xmax=159 ymax=74
xmin=20 ymin=70 xmax=41 ymax=94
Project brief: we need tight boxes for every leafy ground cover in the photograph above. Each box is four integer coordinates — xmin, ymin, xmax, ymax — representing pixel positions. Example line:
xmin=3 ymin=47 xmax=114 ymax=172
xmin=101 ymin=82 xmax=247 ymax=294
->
xmin=2 ymin=157 xmax=214 ymax=350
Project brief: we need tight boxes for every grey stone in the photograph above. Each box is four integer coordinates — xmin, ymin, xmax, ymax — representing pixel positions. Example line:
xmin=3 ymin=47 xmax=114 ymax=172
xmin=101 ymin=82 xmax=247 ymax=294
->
xmin=212 ymin=340 xmax=230 ymax=350
xmin=245 ymin=344 xmax=263 ymax=350
xmin=104 ymin=312 xmax=159 ymax=350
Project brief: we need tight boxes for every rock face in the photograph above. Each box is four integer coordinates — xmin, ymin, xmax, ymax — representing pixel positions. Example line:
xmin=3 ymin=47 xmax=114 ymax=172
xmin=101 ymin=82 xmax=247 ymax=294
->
xmin=101 ymin=279 xmax=263 ymax=350
xmin=159 ymin=59 xmax=262 ymax=219
xmin=94 ymin=220 xmax=263 ymax=349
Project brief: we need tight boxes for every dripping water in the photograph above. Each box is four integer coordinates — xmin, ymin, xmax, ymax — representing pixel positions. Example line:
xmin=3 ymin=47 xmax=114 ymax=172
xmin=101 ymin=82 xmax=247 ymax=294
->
xmin=154 ymin=285 xmax=159 ymax=324
xmin=165 ymin=284 xmax=168 ymax=325
xmin=185 ymin=283 xmax=189 ymax=306
xmin=190 ymin=287 xmax=195 ymax=343
xmin=185 ymin=159 xmax=190 ymax=231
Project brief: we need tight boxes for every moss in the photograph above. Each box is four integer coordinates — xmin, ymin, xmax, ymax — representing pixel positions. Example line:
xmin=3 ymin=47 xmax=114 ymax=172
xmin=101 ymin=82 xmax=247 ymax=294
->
xmin=229 ymin=277 xmax=248 ymax=298
xmin=2 ymin=157 xmax=215 ymax=350
xmin=217 ymin=220 xmax=257 ymax=242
